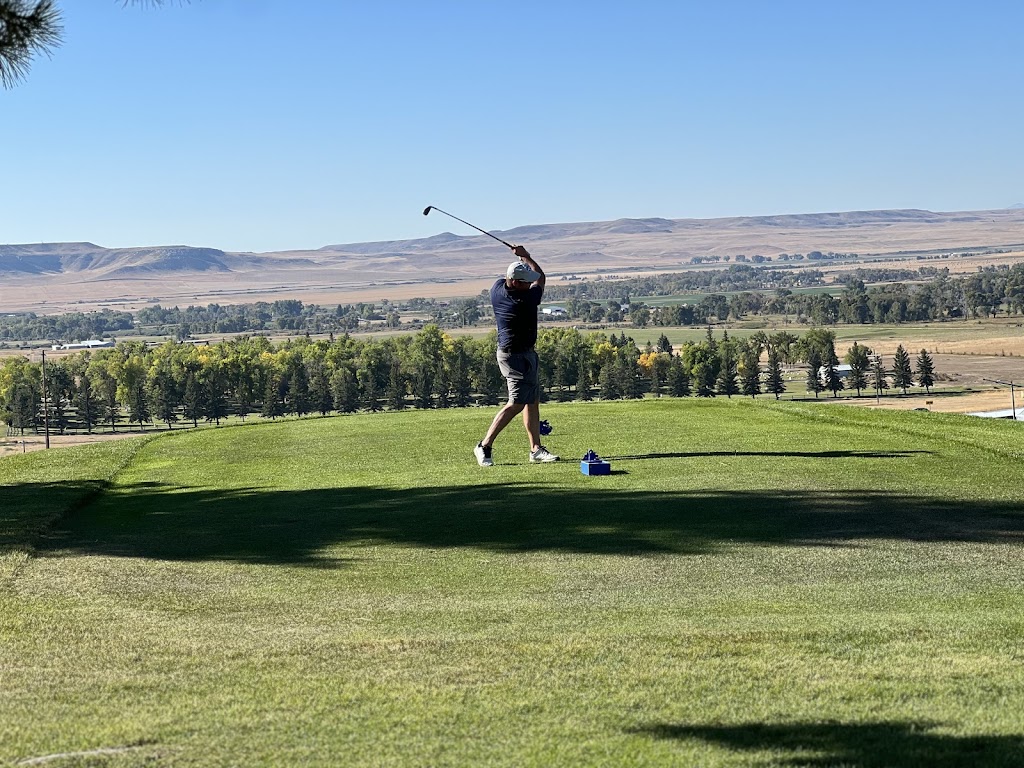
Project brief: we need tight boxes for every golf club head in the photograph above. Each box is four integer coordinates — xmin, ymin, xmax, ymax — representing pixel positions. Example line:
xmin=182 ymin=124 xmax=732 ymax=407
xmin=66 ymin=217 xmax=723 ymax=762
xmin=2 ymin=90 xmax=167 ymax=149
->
xmin=422 ymin=206 xmax=434 ymax=216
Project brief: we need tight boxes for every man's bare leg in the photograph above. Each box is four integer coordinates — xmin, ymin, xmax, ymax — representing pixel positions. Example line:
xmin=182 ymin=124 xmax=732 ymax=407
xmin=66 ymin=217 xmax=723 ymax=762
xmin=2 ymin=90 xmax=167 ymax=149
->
xmin=523 ymin=399 xmax=541 ymax=452
xmin=482 ymin=401 xmax=525 ymax=447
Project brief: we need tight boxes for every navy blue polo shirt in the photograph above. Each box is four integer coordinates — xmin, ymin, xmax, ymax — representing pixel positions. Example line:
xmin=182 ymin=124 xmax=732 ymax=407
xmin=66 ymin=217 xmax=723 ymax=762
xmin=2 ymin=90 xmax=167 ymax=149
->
xmin=490 ymin=278 xmax=543 ymax=352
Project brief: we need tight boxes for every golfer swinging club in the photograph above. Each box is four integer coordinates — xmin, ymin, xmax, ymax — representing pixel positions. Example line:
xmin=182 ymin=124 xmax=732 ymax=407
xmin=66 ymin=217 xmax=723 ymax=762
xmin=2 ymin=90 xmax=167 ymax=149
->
xmin=474 ymin=245 xmax=559 ymax=466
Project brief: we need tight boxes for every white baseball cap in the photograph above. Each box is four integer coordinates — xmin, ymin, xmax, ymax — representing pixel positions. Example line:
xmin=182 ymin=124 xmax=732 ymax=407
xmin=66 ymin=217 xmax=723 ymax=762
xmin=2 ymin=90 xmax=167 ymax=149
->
xmin=506 ymin=261 xmax=541 ymax=282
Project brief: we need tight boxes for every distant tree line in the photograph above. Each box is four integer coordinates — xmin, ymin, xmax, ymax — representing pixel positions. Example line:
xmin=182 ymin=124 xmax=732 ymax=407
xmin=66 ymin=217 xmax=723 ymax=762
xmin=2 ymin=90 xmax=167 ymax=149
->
xmin=549 ymin=264 xmax=827 ymax=299
xmin=3 ymin=298 xmax=437 ymax=343
xmin=0 ymin=309 xmax=135 ymax=343
xmin=4 ymin=263 xmax=1022 ymax=345
xmin=550 ymin=264 xmax=1024 ymax=327
xmin=561 ymin=266 xmax=1024 ymax=328
xmin=1 ymin=326 xmax=940 ymax=436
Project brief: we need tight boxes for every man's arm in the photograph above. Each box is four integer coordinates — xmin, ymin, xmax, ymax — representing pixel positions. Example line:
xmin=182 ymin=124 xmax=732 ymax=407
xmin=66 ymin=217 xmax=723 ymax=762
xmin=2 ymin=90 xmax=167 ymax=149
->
xmin=513 ymin=245 xmax=545 ymax=289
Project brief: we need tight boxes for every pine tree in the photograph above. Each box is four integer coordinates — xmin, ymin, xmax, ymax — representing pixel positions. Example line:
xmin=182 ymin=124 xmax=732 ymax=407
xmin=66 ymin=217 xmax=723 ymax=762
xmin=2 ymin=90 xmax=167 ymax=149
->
xmin=716 ymin=348 xmax=740 ymax=398
xmin=231 ymin=360 xmax=256 ymax=421
xmin=359 ymin=367 xmax=382 ymax=412
xmin=805 ymin=350 xmax=824 ymax=398
xmin=693 ymin=361 xmax=716 ymax=397
xmin=205 ymin=364 xmax=231 ymax=425
xmin=147 ymin=368 xmax=179 ymax=429
xmin=823 ymin=358 xmax=844 ymax=398
xmin=598 ymin=363 xmax=620 ymax=400
xmin=575 ymin=363 xmax=593 ymax=401
xmin=285 ymin=365 xmax=309 ymax=416
xmin=72 ymin=370 xmax=98 ymax=433
xmin=916 ymin=349 xmax=936 ymax=393
xmin=666 ymin=357 xmax=691 ymax=397
xmin=739 ymin=351 xmax=761 ymax=399
xmin=386 ymin=360 xmax=407 ymax=410
xmin=765 ymin=350 xmax=785 ymax=400
xmin=891 ymin=345 xmax=914 ymax=394
xmin=872 ymin=355 xmax=889 ymax=398
xmin=126 ymin=378 xmax=150 ymax=430
xmin=412 ymin=367 xmax=433 ymax=409
xmin=2 ymin=1 xmax=173 ymax=89
xmin=330 ymin=366 xmax=359 ymax=413
xmin=260 ymin=374 xmax=283 ymax=420
xmin=434 ymin=364 xmax=452 ymax=409
xmin=705 ymin=325 xmax=718 ymax=354
xmin=649 ymin=354 xmax=663 ymax=397
xmin=447 ymin=341 xmax=473 ymax=407
xmin=0 ymin=0 xmax=61 ymax=89
xmin=120 ymin=354 xmax=150 ymax=431
xmin=183 ymin=372 xmax=204 ymax=426
xmin=307 ymin=361 xmax=333 ymax=415
xmin=45 ymin=360 xmax=73 ymax=434
xmin=844 ymin=342 xmax=871 ymax=396
xmin=10 ymin=382 xmax=38 ymax=435
xmin=553 ymin=355 xmax=573 ymax=402
xmin=617 ymin=356 xmax=642 ymax=399
xmin=474 ymin=354 xmax=502 ymax=406
xmin=87 ymin=357 xmax=120 ymax=432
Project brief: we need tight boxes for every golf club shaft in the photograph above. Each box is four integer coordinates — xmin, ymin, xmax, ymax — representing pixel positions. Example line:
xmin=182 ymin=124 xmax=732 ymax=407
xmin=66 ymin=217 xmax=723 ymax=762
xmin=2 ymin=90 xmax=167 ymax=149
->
xmin=424 ymin=206 xmax=514 ymax=249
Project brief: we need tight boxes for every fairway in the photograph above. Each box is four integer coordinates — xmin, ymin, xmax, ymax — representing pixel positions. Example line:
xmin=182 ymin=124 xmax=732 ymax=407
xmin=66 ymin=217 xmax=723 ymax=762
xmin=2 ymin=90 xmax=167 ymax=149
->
xmin=3 ymin=401 xmax=1024 ymax=766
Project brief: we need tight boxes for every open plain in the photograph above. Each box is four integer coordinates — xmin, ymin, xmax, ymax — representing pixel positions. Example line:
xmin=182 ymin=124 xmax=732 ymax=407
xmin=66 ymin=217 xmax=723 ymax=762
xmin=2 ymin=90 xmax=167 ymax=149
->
xmin=2 ymin=208 xmax=1023 ymax=314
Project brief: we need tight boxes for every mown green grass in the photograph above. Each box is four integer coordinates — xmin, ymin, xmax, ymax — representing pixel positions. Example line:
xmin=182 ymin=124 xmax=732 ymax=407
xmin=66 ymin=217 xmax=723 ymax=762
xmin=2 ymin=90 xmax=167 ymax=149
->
xmin=2 ymin=401 xmax=1024 ymax=766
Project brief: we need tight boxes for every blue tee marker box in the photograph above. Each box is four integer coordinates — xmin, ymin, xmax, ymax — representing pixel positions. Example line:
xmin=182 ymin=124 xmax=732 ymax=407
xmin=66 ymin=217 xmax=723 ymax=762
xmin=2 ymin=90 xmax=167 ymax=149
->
xmin=580 ymin=450 xmax=611 ymax=475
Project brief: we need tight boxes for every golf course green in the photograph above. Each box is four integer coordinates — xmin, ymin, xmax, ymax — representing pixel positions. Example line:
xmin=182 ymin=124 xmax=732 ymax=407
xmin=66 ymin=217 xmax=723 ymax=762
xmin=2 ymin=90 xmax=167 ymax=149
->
xmin=3 ymin=399 xmax=1023 ymax=766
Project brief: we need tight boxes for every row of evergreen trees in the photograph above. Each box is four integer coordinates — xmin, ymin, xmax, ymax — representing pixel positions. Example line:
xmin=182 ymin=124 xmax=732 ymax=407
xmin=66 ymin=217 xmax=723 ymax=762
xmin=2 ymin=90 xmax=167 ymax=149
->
xmin=1 ymin=326 xmax=937 ymax=435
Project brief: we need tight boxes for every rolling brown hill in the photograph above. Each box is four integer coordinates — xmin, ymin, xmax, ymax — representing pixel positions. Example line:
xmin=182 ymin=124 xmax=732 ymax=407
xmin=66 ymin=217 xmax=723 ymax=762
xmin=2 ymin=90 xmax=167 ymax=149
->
xmin=2 ymin=208 xmax=1023 ymax=315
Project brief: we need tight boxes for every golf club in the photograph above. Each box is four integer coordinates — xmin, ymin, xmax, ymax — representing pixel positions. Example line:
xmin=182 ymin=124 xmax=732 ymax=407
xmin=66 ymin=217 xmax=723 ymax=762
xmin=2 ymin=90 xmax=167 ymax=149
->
xmin=423 ymin=205 xmax=515 ymax=250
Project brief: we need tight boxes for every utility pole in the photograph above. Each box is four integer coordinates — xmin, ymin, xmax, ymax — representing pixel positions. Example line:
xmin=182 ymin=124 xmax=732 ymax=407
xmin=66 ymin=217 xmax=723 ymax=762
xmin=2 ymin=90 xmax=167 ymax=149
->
xmin=40 ymin=349 xmax=51 ymax=449
xmin=983 ymin=378 xmax=1018 ymax=420
xmin=869 ymin=353 xmax=882 ymax=404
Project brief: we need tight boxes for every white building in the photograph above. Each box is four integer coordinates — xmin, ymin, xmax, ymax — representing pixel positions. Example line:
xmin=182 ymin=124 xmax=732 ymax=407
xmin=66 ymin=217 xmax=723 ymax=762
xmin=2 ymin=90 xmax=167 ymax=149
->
xmin=817 ymin=363 xmax=854 ymax=382
xmin=51 ymin=339 xmax=115 ymax=351
xmin=966 ymin=408 xmax=1022 ymax=420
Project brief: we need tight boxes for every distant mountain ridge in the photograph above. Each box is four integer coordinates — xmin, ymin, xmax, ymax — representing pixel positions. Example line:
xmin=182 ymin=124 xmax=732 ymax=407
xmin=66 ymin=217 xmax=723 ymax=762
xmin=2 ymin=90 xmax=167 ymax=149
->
xmin=316 ymin=209 xmax=1010 ymax=252
xmin=0 ymin=243 xmax=231 ymax=276
xmin=3 ymin=208 xmax=1023 ymax=278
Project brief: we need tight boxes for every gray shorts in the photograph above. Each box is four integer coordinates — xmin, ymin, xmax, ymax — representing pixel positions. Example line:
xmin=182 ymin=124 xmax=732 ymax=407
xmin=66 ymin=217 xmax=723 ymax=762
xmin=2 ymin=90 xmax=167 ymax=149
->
xmin=497 ymin=349 xmax=539 ymax=404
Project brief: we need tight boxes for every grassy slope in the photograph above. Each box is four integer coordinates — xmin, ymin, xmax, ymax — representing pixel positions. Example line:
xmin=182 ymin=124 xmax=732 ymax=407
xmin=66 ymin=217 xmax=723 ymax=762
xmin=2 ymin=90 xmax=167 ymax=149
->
xmin=2 ymin=401 xmax=1023 ymax=767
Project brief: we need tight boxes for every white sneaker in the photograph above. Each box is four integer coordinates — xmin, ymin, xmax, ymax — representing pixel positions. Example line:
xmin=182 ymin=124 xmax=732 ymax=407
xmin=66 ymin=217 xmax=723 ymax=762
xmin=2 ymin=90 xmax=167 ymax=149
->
xmin=529 ymin=445 xmax=559 ymax=463
xmin=474 ymin=442 xmax=493 ymax=467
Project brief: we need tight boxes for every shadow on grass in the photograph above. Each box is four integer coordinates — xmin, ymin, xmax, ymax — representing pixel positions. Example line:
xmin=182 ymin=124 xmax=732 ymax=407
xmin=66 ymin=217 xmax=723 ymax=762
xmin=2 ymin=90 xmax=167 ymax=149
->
xmin=604 ymin=450 xmax=931 ymax=461
xmin=7 ymin=477 xmax=1022 ymax=567
xmin=1 ymin=479 xmax=106 ymax=552
xmin=632 ymin=721 xmax=1024 ymax=767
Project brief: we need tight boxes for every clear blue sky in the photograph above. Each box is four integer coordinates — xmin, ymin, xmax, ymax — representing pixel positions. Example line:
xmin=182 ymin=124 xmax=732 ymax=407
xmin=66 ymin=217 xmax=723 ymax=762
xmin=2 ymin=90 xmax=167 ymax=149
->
xmin=2 ymin=1 xmax=1022 ymax=252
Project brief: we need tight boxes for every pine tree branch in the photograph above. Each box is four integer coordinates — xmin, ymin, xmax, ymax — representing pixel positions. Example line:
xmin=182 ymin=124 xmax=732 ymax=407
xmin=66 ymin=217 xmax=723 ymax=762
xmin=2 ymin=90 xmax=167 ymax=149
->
xmin=0 ymin=0 xmax=63 ymax=89
xmin=1 ymin=0 xmax=188 ymax=89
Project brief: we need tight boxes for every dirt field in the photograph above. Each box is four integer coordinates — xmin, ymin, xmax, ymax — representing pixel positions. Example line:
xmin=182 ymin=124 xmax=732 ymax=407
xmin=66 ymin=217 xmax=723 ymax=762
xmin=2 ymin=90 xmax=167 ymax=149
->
xmin=1 ymin=430 xmax=146 ymax=457
xmin=850 ymin=389 xmax=1019 ymax=414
